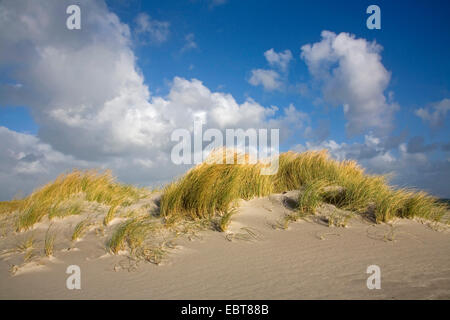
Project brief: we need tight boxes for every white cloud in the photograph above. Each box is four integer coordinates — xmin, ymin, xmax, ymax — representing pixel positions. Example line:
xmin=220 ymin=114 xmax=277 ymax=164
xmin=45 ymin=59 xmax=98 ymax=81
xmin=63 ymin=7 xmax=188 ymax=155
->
xmin=415 ymin=98 xmax=450 ymax=128
xmin=248 ymin=69 xmax=282 ymax=91
xmin=294 ymin=135 xmax=380 ymax=162
xmin=301 ymin=31 xmax=398 ymax=136
xmin=0 ymin=126 xmax=89 ymax=200
xmin=264 ymin=48 xmax=293 ymax=71
xmin=248 ymin=49 xmax=292 ymax=91
xmin=1 ymin=2 xmax=445 ymax=201
xmin=0 ymin=0 xmax=305 ymax=199
xmin=162 ymin=77 xmax=278 ymax=130
xmin=134 ymin=13 xmax=170 ymax=44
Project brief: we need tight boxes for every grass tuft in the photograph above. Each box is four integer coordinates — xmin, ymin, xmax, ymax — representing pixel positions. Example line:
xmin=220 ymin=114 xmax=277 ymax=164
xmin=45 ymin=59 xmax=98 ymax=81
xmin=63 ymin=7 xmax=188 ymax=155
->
xmin=0 ymin=200 xmax=22 ymax=215
xmin=109 ymin=217 xmax=162 ymax=254
xmin=44 ymin=225 xmax=56 ymax=257
xmin=71 ymin=218 xmax=92 ymax=241
xmin=7 ymin=169 xmax=145 ymax=231
xmin=160 ymin=150 xmax=273 ymax=223
xmin=16 ymin=235 xmax=36 ymax=262
xmin=16 ymin=235 xmax=35 ymax=253
xmin=217 ymin=208 xmax=237 ymax=232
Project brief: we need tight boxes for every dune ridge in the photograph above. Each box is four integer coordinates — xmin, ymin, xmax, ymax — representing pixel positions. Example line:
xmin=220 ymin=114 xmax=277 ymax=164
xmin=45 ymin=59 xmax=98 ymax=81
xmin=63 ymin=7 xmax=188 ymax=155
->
xmin=0 ymin=150 xmax=449 ymax=299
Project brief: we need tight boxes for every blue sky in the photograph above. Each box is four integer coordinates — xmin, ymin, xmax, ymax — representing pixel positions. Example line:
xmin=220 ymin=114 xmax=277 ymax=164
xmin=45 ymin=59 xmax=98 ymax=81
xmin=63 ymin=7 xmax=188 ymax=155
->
xmin=0 ymin=0 xmax=449 ymax=199
xmin=126 ymin=0 xmax=450 ymax=144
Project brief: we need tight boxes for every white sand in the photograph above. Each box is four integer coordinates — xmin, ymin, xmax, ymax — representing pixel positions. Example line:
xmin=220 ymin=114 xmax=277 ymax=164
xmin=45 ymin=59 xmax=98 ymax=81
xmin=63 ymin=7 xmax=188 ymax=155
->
xmin=0 ymin=195 xmax=449 ymax=299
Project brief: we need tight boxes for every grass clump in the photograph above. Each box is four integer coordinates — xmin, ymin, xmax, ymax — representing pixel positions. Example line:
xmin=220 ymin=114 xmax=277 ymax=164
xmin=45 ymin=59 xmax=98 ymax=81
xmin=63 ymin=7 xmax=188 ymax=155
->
xmin=217 ymin=208 xmax=237 ymax=232
xmin=44 ymin=226 xmax=57 ymax=257
xmin=109 ymin=217 xmax=162 ymax=254
xmin=210 ymin=207 xmax=238 ymax=232
xmin=71 ymin=219 xmax=92 ymax=241
xmin=48 ymin=200 xmax=82 ymax=219
xmin=0 ymin=200 xmax=22 ymax=215
xmin=161 ymin=149 xmax=447 ymax=225
xmin=103 ymin=204 xmax=119 ymax=226
xmin=16 ymin=235 xmax=36 ymax=262
xmin=10 ymin=169 xmax=145 ymax=231
xmin=109 ymin=216 xmax=177 ymax=265
xmin=161 ymin=150 xmax=273 ymax=223
xmin=297 ymin=180 xmax=332 ymax=215
xmin=16 ymin=235 xmax=35 ymax=253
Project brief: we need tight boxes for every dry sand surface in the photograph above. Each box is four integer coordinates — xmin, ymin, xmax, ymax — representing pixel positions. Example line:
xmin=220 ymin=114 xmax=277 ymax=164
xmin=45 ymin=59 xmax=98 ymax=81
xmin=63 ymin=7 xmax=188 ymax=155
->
xmin=0 ymin=193 xmax=449 ymax=299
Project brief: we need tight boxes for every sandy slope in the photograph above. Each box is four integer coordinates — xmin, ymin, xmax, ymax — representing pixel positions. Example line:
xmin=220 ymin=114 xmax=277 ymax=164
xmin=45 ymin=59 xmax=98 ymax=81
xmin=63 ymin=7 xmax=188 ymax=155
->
xmin=0 ymin=193 xmax=449 ymax=299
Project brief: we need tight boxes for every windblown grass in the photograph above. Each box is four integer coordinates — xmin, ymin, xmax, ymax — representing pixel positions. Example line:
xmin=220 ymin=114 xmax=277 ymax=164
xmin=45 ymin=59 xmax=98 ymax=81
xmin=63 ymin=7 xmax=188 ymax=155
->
xmin=16 ymin=235 xmax=36 ymax=262
xmin=0 ymin=149 xmax=446 ymax=269
xmin=297 ymin=180 xmax=333 ymax=215
xmin=218 ymin=208 xmax=237 ymax=231
xmin=16 ymin=235 xmax=35 ymax=253
xmin=161 ymin=151 xmax=272 ymax=223
xmin=0 ymin=200 xmax=22 ymax=215
xmin=44 ymin=226 xmax=56 ymax=257
xmin=7 ymin=169 xmax=145 ymax=231
xmin=161 ymin=150 xmax=447 ymax=224
xmin=108 ymin=216 xmax=172 ymax=265
xmin=109 ymin=217 xmax=162 ymax=254
xmin=48 ymin=200 xmax=82 ymax=219
xmin=71 ymin=218 xmax=92 ymax=241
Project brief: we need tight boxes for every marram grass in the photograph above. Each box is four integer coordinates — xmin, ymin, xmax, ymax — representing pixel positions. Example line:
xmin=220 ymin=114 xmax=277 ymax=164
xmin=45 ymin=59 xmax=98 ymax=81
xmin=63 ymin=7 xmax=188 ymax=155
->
xmin=160 ymin=151 xmax=273 ymax=223
xmin=0 ymin=149 xmax=446 ymax=267
xmin=0 ymin=200 xmax=22 ymax=215
xmin=44 ymin=226 xmax=56 ymax=257
xmin=0 ymin=169 xmax=145 ymax=231
xmin=108 ymin=217 xmax=162 ymax=254
xmin=161 ymin=150 xmax=447 ymax=223
xmin=0 ymin=149 xmax=446 ymax=249
xmin=71 ymin=218 xmax=92 ymax=241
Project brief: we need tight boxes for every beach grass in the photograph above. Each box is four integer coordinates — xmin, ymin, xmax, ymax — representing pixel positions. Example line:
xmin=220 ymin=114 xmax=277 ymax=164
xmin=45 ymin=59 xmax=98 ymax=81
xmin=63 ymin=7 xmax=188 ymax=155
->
xmin=44 ymin=226 xmax=56 ymax=257
xmin=0 ymin=169 xmax=146 ymax=231
xmin=71 ymin=218 xmax=92 ymax=241
xmin=0 ymin=200 xmax=22 ymax=215
xmin=160 ymin=150 xmax=273 ymax=223
xmin=161 ymin=150 xmax=447 ymax=224
xmin=0 ymin=149 xmax=446 ymax=264
xmin=16 ymin=235 xmax=35 ymax=253
xmin=109 ymin=217 xmax=163 ymax=254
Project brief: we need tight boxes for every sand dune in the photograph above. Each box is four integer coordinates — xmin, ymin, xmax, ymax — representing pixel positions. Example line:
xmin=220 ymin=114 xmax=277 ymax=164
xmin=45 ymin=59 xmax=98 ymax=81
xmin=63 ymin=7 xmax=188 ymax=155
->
xmin=1 ymin=193 xmax=449 ymax=299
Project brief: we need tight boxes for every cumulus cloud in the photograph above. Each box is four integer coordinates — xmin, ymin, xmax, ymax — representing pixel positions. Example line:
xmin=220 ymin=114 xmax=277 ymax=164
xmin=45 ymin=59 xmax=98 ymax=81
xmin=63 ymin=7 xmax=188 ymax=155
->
xmin=248 ymin=49 xmax=292 ymax=91
xmin=301 ymin=31 xmax=398 ymax=136
xmin=264 ymin=48 xmax=293 ymax=72
xmin=134 ymin=12 xmax=170 ymax=44
xmin=0 ymin=126 xmax=90 ymax=200
xmin=294 ymin=134 xmax=385 ymax=162
xmin=1 ymin=1 xmax=445 ymax=201
xmin=0 ymin=0 xmax=305 ymax=199
xmin=248 ymin=69 xmax=282 ymax=91
xmin=415 ymin=98 xmax=450 ymax=128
